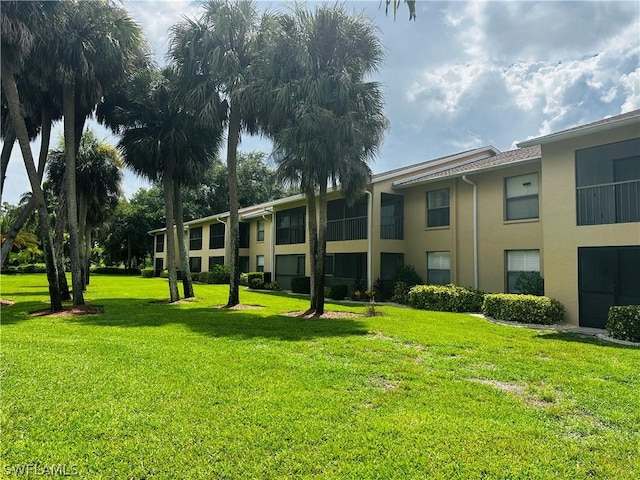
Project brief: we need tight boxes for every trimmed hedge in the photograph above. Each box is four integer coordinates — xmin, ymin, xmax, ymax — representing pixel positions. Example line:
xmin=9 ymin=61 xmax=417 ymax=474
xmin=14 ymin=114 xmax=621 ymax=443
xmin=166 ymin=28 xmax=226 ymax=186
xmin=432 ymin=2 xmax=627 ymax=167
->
xmin=291 ymin=276 xmax=311 ymax=294
xmin=197 ymin=264 xmax=230 ymax=284
xmin=141 ymin=268 xmax=154 ymax=278
xmin=482 ymin=293 xmax=565 ymax=325
xmin=328 ymin=284 xmax=348 ymax=301
xmin=409 ymin=284 xmax=484 ymax=313
xmin=247 ymin=272 xmax=264 ymax=289
xmin=94 ymin=267 xmax=141 ymax=275
xmin=391 ymin=281 xmax=412 ymax=305
xmin=606 ymin=305 xmax=640 ymax=342
xmin=1 ymin=264 xmax=48 ymax=274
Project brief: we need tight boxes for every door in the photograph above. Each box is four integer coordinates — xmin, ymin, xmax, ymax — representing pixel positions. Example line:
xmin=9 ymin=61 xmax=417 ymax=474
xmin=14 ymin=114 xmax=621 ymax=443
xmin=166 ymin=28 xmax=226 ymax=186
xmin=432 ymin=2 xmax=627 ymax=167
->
xmin=578 ymin=246 xmax=640 ymax=328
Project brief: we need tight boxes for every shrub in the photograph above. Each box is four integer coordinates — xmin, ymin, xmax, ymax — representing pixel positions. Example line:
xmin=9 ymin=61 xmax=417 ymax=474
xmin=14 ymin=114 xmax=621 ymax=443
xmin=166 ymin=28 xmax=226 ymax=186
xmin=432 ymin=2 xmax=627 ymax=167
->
xmin=328 ymin=284 xmax=348 ymax=301
xmin=409 ymin=284 xmax=484 ymax=313
xmin=391 ymin=281 xmax=412 ymax=305
xmin=1 ymin=266 xmax=19 ymax=274
xmin=515 ymin=272 xmax=545 ymax=296
xmin=606 ymin=305 xmax=640 ymax=342
xmin=240 ymin=273 xmax=249 ymax=286
xmin=291 ymin=276 xmax=311 ymax=294
xmin=93 ymin=267 xmax=141 ymax=275
xmin=16 ymin=264 xmax=47 ymax=274
xmin=482 ymin=293 xmax=565 ymax=325
xmin=247 ymin=272 xmax=264 ymax=289
xmin=324 ymin=286 xmax=331 ymax=298
xmin=211 ymin=264 xmax=230 ymax=284
xmin=141 ymin=268 xmax=154 ymax=278
xmin=249 ymin=277 xmax=265 ymax=289
xmin=265 ymin=281 xmax=281 ymax=291
xmin=159 ymin=269 xmax=182 ymax=280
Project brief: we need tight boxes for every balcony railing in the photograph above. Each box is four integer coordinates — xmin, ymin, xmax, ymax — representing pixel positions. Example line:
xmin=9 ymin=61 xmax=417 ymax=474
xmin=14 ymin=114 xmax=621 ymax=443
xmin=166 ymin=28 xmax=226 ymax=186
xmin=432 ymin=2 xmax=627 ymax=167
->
xmin=327 ymin=216 xmax=367 ymax=241
xmin=276 ymin=226 xmax=305 ymax=245
xmin=577 ymin=179 xmax=640 ymax=225
xmin=380 ymin=216 xmax=404 ymax=239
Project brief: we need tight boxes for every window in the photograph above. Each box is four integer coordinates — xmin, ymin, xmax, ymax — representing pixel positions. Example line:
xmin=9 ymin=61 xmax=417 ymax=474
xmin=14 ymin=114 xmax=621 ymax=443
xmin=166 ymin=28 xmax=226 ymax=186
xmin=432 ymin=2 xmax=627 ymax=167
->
xmin=256 ymin=255 xmax=265 ymax=272
xmin=239 ymin=256 xmax=250 ymax=273
xmin=576 ymin=138 xmax=640 ymax=225
xmin=155 ymin=234 xmax=165 ymax=253
xmin=426 ymin=189 xmax=450 ymax=227
xmin=427 ymin=251 xmax=450 ymax=285
xmin=209 ymin=223 xmax=225 ymax=249
xmin=505 ymin=173 xmax=539 ymax=221
xmin=189 ymin=256 xmax=202 ymax=273
xmin=257 ymin=220 xmax=265 ymax=242
xmin=276 ymin=207 xmax=306 ymax=245
xmin=154 ymin=258 xmax=164 ymax=276
xmin=189 ymin=226 xmax=203 ymax=250
xmin=381 ymin=193 xmax=404 ymax=239
xmin=506 ymin=250 xmax=540 ymax=293
xmin=208 ymin=256 xmax=224 ymax=270
xmin=239 ymin=222 xmax=249 ymax=248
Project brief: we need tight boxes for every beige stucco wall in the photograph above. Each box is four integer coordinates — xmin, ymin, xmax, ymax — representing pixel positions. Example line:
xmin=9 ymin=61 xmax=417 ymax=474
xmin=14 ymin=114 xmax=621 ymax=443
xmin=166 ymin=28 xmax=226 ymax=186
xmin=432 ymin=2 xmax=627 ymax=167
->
xmin=394 ymin=161 xmax=543 ymax=292
xmin=540 ymin=124 xmax=640 ymax=325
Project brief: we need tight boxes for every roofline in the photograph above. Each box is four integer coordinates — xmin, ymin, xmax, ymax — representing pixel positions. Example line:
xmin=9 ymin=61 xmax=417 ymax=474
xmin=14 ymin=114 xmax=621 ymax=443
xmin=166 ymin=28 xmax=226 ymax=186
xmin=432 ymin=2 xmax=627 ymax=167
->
xmin=392 ymin=154 xmax=541 ymax=189
xmin=371 ymin=145 xmax=501 ymax=183
xmin=518 ymin=112 xmax=640 ymax=147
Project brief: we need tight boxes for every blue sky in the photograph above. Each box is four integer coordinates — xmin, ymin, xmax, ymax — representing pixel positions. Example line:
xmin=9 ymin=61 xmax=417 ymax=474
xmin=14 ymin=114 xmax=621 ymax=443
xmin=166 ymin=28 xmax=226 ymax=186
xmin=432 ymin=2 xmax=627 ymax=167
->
xmin=3 ymin=0 xmax=639 ymax=205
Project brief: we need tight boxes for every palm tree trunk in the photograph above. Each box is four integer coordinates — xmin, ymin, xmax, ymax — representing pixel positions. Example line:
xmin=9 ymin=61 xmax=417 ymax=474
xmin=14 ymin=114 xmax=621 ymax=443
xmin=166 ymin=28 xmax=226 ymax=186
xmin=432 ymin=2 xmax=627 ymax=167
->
xmin=54 ymin=193 xmax=71 ymax=301
xmin=315 ymin=179 xmax=328 ymax=316
xmin=78 ymin=192 xmax=88 ymax=290
xmin=173 ymin=179 xmax=194 ymax=298
xmin=1 ymin=57 xmax=63 ymax=311
xmin=85 ymin=227 xmax=92 ymax=286
xmin=304 ymin=181 xmax=318 ymax=313
xmin=163 ymin=169 xmax=180 ymax=303
xmin=63 ymin=81 xmax=84 ymax=305
xmin=0 ymin=105 xmax=54 ymax=266
xmin=1 ymin=124 xmax=16 ymax=201
xmin=226 ymin=106 xmax=241 ymax=307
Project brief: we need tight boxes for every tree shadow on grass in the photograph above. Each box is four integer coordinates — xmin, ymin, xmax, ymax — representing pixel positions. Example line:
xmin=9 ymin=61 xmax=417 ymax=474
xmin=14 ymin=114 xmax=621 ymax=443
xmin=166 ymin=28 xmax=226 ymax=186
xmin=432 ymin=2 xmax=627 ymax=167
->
xmin=536 ymin=331 xmax=639 ymax=349
xmin=65 ymin=296 xmax=369 ymax=341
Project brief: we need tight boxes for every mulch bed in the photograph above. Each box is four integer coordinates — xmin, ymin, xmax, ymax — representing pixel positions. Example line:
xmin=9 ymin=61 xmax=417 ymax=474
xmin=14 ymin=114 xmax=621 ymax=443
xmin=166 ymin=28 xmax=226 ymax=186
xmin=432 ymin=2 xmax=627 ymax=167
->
xmin=281 ymin=310 xmax=362 ymax=319
xmin=1 ymin=299 xmax=16 ymax=307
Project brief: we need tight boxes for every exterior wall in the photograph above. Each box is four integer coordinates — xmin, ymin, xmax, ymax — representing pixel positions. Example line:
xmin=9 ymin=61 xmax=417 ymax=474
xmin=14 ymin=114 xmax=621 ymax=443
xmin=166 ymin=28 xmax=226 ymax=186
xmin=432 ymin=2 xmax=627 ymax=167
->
xmin=540 ymin=124 xmax=640 ymax=325
xmin=395 ymin=161 xmax=542 ymax=293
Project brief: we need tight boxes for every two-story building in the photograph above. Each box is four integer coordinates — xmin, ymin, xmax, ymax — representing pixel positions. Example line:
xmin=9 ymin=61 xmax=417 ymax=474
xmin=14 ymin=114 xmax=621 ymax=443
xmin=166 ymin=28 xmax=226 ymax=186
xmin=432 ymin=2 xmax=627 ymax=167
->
xmin=151 ymin=110 xmax=640 ymax=328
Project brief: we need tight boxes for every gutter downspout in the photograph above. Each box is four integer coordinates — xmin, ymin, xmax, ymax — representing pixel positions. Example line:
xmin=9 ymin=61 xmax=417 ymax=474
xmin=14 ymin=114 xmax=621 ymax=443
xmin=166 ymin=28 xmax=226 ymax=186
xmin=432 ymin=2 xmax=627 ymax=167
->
xmin=461 ymin=175 xmax=478 ymax=289
xmin=365 ymin=190 xmax=373 ymax=290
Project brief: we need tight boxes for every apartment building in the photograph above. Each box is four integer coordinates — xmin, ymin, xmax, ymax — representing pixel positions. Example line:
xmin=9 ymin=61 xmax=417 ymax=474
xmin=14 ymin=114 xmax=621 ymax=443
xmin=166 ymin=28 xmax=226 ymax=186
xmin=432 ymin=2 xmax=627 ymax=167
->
xmin=151 ymin=110 xmax=640 ymax=328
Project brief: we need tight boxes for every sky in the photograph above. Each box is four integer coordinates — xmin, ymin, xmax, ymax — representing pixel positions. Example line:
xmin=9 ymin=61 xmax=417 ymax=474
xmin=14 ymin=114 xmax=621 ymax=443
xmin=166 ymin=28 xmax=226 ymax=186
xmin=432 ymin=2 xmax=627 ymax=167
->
xmin=2 ymin=0 xmax=639 ymax=206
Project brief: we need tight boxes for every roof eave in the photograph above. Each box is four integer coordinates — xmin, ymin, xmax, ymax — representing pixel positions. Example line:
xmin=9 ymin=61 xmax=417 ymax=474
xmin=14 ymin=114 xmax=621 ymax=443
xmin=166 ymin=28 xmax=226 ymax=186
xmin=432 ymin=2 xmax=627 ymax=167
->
xmin=392 ymin=155 xmax=541 ymax=189
xmin=518 ymin=115 xmax=640 ymax=147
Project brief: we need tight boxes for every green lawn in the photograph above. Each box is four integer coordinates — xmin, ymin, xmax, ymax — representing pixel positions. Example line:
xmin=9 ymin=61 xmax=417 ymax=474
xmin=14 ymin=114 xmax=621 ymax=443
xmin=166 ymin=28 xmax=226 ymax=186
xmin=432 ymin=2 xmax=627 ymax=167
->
xmin=1 ymin=275 xmax=638 ymax=479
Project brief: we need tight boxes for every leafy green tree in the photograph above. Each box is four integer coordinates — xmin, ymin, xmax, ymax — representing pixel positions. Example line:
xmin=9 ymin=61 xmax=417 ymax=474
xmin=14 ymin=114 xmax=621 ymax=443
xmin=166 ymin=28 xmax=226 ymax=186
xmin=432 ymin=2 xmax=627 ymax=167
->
xmin=260 ymin=4 xmax=388 ymax=315
xmin=170 ymin=0 xmax=274 ymax=307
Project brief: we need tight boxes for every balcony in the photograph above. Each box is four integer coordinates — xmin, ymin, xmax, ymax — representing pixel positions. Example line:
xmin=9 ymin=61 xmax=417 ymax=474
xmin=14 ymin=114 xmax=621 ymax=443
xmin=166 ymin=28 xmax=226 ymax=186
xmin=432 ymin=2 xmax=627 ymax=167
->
xmin=380 ymin=216 xmax=404 ymax=240
xmin=327 ymin=216 xmax=367 ymax=241
xmin=276 ymin=226 xmax=305 ymax=245
xmin=577 ymin=179 xmax=640 ymax=225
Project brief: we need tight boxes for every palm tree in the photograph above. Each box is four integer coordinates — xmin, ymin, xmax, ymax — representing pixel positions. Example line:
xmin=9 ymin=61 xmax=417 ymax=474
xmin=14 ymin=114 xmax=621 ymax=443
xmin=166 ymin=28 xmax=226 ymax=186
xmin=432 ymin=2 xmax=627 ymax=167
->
xmin=46 ymin=131 xmax=123 ymax=287
xmin=260 ymin=4 xmax=389 ymax=315
xmin=52 ymin=0 xmax=147 ymax=305
xmin=99 ymin=68 xmax=222 ymax=302
xmin=169 ymin=0 xmax=272 ymax=307
xmin=0 ymin=1 xmax=63 ymax=310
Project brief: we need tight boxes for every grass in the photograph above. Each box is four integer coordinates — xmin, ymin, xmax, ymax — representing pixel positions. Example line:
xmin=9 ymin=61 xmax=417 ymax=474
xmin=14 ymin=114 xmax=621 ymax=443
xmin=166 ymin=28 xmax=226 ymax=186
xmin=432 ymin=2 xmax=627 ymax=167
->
xmin=1 ymin=274 xmax=639 ymax=479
